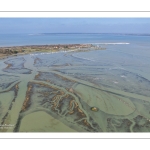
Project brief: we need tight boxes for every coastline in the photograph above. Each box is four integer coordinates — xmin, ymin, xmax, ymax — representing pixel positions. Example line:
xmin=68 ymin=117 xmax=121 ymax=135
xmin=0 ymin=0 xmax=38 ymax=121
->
xmin=0 ymin=43 xmax=106 ymax=60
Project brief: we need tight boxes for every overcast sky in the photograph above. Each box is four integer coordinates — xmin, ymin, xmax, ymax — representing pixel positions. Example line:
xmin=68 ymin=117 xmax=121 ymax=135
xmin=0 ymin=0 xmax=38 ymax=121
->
xmin=0 ymin=18 xmax=150 ymax=34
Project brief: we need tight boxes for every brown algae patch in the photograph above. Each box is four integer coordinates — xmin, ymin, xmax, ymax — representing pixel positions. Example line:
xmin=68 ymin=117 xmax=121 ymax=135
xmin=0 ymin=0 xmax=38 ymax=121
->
xmin=3 ymin=57 xmax=32 ymax=74
xmin=0 ymin=82 xmax=20 ymax=131
xmin=5 ymin=63 xmax=12 ymax=69
xmin=35 ymin=72 xmax=76 ymax=89
xmin=132 ymin=115 xmax=150 ymax=132
xmin=21 ymin=84 xmax=32 ymax=112
xmin=0 ymin=74 xmax=19 ymax=91
xmin=91 ymin=107 xmax=99 ymax=112
xmin=17 ymin=81 xmax=100 ymax=132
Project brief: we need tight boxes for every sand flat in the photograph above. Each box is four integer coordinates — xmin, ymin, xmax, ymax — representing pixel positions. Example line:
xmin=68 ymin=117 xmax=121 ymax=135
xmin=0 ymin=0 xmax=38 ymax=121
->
xmin=19 ymin=111 xmax=76 ymax=132
xmin=73 ymin=84 xmax=136 ymax=116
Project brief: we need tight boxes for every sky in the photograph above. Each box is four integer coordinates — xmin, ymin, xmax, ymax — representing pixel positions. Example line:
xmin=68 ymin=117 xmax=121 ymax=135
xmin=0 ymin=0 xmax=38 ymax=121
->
xmin=0 ymin=18 xmax=150 ymax=34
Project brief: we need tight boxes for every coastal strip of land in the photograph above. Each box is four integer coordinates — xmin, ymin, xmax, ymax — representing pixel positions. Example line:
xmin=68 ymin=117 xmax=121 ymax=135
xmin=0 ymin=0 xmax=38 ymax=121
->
xmin=0 ymin=44 xmax=106 ymax=60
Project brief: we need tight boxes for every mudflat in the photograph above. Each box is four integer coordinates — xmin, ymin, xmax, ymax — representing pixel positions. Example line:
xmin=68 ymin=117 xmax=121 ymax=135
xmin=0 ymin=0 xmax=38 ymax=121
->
xmin=0 ymin=42 xmax=150 ymax=132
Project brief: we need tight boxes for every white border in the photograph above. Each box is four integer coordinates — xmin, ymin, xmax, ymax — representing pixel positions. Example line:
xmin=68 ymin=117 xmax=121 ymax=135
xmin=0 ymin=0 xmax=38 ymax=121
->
xmin=0 ymin=0 xmax=150 ymax=11
xmin=0 ymin=12 xmax=150 ymax=17
xmin=0 ymin=133 xmax=150 ymax=139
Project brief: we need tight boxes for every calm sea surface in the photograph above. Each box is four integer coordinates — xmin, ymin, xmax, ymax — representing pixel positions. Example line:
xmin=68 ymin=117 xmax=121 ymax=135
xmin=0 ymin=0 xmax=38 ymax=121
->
xmin=0 ymin=33 xmax=150 ymax=46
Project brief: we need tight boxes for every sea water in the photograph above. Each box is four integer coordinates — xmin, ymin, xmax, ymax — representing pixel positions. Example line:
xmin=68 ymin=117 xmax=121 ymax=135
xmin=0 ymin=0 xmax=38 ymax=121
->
xmin=0 ymin=33 xmax=150 ymax=46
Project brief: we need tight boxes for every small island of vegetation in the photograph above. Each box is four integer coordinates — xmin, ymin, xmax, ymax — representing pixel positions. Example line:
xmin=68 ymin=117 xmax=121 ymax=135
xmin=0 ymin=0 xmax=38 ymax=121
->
xmin=0 ymin=44 xmax=106 ymax=59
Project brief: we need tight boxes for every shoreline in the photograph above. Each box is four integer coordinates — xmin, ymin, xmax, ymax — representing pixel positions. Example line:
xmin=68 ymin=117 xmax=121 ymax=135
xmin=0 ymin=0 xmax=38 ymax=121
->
xmin=0 ymin=43 xmax=106 ymax=60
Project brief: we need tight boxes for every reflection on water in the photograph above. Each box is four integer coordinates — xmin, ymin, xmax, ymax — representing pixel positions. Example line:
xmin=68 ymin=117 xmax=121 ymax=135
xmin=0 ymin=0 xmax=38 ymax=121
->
xmin=0 ymin=43 xmax=150 ymax=132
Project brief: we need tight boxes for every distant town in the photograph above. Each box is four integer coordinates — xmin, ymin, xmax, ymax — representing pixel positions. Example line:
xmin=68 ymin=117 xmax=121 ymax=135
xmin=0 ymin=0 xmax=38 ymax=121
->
xmin=0 ymin=44 xmax=106 ymax=59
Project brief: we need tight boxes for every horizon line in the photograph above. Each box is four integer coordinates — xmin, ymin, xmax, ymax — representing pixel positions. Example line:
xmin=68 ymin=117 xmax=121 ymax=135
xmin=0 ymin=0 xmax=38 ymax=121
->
xmin=1 ymin=32 xmax=150 ymax=35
